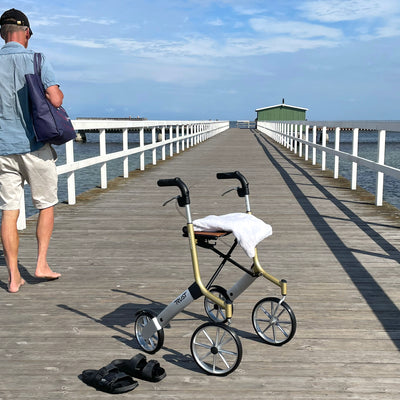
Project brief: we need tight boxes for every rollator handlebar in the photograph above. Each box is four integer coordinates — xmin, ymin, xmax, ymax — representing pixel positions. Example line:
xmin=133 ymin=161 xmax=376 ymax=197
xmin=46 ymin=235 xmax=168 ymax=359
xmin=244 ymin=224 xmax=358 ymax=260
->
xmin=157 ymin=178 xmax=190 ymax=206
xmin=216 ymin=171 xmax=249 ymax=197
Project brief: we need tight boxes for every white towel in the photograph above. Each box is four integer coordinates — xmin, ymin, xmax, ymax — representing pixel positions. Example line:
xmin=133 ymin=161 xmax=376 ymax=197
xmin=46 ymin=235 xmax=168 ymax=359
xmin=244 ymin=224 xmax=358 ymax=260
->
xmin=192 ymin=213 xmax=272 ymax=258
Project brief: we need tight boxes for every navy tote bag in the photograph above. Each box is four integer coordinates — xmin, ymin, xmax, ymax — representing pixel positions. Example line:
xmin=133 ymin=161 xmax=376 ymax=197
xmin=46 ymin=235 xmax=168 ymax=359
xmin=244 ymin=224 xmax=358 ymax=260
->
xmin=25 ymin=53 xmax=76 ymax=145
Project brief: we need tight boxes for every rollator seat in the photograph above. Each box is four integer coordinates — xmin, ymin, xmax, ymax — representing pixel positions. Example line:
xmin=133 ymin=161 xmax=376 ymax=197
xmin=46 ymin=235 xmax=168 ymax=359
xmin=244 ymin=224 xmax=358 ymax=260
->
xmin=182 ymin=226 xmax=230 ymax=240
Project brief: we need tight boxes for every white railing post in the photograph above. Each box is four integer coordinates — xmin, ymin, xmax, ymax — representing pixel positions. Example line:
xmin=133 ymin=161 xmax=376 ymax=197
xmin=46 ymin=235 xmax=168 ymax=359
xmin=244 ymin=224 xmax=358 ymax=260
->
xmin=282 ymin=123 xmax=285 ymax=146
xmin=376 ymin=130 xmax=386 ymax=206
xmin=169 ymin=126 xmax=174 ymax=156
xmin=176 ymin=125 xmax=180 ymax=153
xmin=294 ymin=124 xmax=298 ymax=154
xmin=161 ymin=126 xmax=166 ymax=161
xmin=312 ymin=126 xmax=317 ymax=165
xmin=334 ymin=127 xmax=340 ymax=179
xmin=305 ymin=125 xmax=309 ymax=161
xmin=100 ymin=129 xmax=107 ymax=189
xmin=321 ymin=126 xmax=327 ymax=171
xmin=351 ymin=128 xmax=359 ymax=190
xmin=140 ymin=127 xmax=145 ymax=170
xmin=123 ymin=128 xmax=129 ymax=178
xmin=299 ymin=125 xmax=303 ymax=158
xmin=152 ymin=127 xmax=157 ymax=165
xmin=66 ymin=140 xmax=76 ymax=204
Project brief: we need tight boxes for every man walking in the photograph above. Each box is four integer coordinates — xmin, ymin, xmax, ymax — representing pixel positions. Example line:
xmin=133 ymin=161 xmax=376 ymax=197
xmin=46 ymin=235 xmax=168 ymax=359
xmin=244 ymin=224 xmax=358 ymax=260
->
xmin=0 ymin=9 xmax=62 ymax=293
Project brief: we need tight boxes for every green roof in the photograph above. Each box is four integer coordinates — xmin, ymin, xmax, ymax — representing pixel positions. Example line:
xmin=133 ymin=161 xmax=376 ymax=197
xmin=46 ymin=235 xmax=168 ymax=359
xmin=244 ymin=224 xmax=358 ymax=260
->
xmin=255 ymin=103 xmax=308 ymax=112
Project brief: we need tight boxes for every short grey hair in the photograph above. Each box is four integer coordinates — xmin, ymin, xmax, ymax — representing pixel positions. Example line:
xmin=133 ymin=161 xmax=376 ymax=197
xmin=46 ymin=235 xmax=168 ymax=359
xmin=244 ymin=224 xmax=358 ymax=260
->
xmin=0 ymin=23 xmax=27 ymax=40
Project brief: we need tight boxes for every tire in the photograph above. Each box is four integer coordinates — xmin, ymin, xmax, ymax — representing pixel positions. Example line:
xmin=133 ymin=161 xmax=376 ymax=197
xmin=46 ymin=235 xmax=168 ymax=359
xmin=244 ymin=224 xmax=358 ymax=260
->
xmin=190 ymin=322 xmax=242 ymax=376
xmin=203 ymin=285 xmax=232 ymax=323
xmin=252 ymin=297 xmax=296 ymax=346
xmin=134 ymin=310 xmax=164 ymax=354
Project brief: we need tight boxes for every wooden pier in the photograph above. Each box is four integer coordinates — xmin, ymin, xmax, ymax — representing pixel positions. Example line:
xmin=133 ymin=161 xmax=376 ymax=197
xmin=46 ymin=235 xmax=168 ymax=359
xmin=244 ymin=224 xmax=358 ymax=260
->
xmin=1 ymin=128 xmax=399 ymax=399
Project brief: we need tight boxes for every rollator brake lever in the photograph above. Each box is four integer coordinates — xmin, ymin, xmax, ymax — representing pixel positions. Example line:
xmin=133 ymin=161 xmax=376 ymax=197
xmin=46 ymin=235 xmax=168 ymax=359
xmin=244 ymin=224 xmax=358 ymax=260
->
xmin=221 ymin=187 xmax=238 ymax=196
xmin=162 ymin=195 xmax=179 ymax=206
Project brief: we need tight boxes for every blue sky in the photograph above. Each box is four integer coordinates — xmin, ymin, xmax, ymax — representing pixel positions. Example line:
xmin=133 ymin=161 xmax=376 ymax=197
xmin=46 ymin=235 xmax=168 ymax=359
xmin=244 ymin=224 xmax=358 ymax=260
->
xmin=3 ymin=0 xmax=400 ymax=120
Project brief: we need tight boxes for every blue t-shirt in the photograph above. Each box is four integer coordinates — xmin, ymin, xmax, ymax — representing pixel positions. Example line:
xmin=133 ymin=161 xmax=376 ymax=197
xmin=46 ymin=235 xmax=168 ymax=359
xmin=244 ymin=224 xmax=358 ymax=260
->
xmin=0 ymin=42 xmax=59 ymax=155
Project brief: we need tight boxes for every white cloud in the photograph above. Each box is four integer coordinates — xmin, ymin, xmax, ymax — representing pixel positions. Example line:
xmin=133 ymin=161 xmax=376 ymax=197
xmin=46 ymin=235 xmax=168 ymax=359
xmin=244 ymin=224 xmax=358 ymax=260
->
xmin=231 ymin=6 xmax=263 ymax=16
xmin=207 ymin=18 xmax=224 ymax=26
xmin=79 ymin=17 xmax=116 ymax=25
xmin=224 ymin=36 xmax=338 ymax=57
xmin=374 ymin=17 xmax=400 ymax=38
xmin=299 ymin=0 xmax=400 ymax=22
xmin=250 ymin=18 xmax=343 ymax=40
xmin=51 ymin=37 xmax=106 ymax=48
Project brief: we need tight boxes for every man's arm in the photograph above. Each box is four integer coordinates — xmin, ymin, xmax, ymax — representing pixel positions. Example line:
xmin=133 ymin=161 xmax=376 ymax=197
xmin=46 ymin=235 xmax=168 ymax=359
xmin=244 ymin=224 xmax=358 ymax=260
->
xmin=45 ymin=85 xmax=64 ymax=108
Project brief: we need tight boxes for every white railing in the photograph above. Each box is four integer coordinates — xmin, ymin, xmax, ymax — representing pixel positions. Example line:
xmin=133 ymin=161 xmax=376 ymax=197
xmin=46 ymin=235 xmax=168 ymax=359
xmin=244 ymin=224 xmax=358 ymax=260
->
xmin=257 ymin=120 xmax=400 ymax=207
xmin=17 ymin=119 xmax=229 ymax=229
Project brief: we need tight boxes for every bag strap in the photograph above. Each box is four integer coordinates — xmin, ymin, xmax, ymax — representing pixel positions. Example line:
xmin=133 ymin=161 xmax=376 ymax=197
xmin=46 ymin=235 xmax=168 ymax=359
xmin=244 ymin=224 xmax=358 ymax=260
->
xmin=33 ymin=53 xmax=42 ymax=76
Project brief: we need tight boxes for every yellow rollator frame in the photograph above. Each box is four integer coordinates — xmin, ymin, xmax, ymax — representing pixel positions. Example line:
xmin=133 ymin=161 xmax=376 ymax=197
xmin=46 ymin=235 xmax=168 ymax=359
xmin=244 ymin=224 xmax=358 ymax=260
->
xmin=187 ymin=222 xmax=233 ymax=319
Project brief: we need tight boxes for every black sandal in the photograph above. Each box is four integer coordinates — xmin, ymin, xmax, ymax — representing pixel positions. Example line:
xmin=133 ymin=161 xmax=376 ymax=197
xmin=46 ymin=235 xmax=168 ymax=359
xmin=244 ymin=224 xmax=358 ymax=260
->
xmin=112 ymin=353 xmax=166 ymax=382
xmin=82 ymin=363 xmax=138 ymax=394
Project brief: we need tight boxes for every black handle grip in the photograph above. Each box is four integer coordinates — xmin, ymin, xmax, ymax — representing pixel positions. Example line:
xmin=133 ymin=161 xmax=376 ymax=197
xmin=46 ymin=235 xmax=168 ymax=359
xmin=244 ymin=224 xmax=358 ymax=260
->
xmin=157 ymin=177 xmax=190 ymax=206
xmin=216 ymin=171 xmax=249 ymax=197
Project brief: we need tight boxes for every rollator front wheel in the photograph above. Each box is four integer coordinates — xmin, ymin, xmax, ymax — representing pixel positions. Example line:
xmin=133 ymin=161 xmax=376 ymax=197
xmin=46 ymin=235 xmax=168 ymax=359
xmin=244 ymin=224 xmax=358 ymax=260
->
xmin=252 ymin=297 xmax=296 ymax=346
xmin=135 ymin=310 xmax=164 ymax=354
xmin=204 ymin=285 xmax=232 ymax=323
xmin=190 ymin=322 xmax=242 ymax=376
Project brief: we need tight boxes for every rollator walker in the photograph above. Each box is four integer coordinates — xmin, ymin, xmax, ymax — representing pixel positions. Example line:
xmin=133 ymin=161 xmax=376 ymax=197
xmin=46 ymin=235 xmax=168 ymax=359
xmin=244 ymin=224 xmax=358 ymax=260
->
xmin=134 ymin=171 xmax=296 ymax=376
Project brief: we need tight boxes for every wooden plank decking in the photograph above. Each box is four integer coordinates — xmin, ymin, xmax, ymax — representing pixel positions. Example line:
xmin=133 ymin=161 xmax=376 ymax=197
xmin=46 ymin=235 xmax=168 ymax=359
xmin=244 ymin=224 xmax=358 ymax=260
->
xmin=1 ymin=128 xmax=400 ymax=399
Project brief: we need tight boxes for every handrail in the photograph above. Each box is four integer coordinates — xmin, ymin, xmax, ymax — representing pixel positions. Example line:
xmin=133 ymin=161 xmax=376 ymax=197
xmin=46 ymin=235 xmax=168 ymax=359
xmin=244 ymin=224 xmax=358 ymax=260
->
xmin=17 ymin=119 xmax=229 ymax=230
xmin=257 ymin=121 xmax=400 ymax=207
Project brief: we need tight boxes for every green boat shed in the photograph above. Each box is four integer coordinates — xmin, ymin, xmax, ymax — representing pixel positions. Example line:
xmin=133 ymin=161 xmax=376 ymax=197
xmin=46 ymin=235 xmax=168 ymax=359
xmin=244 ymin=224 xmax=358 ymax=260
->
xmin=255 ymin=102 xmax=308 ymax=121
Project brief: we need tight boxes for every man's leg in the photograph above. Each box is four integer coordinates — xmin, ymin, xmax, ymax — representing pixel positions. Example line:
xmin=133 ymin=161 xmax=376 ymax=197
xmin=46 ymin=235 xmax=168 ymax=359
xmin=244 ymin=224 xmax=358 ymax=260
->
xmin=1 ymin=209 xmax=25 ymax=293
xmin=35 ymin=206 xmax=60 ymax=279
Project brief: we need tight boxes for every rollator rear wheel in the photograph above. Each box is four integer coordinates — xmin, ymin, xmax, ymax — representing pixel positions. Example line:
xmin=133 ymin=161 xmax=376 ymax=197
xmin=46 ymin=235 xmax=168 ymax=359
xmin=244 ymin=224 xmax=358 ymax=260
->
xmin=252 ymin=297 xmax=296 ymax=346
xmin=190 ymin=322 xmax=242 ymax=376
xmin=204 ymin=285 xmax=232 ymax=323
xmin=135 ymin=310 xmax=164 ymax=354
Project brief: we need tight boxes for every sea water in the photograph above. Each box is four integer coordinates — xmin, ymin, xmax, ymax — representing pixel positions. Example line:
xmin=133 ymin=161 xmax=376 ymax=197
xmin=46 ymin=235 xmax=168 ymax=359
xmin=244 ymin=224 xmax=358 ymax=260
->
xmin=21 ymin=130 xmax=400 ymax=218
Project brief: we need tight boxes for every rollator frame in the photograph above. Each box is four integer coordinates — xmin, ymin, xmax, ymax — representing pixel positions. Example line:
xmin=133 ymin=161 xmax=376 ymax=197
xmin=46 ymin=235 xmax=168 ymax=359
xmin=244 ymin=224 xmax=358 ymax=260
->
xmin=134 ymin=171 xmax=296 ymax=376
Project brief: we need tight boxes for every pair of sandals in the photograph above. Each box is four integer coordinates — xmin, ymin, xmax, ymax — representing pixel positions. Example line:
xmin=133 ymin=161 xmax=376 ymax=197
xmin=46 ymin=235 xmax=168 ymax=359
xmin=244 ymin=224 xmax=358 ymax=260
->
xmin=81 ymin=353 xmax=166 ymax=394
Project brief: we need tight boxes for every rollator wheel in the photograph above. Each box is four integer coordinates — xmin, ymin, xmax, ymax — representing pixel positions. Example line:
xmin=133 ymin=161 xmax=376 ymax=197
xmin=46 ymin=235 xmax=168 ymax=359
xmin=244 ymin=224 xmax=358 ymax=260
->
xmin=134 ymin=310 xmax=164 ymax=354
xmin=190 ymin=322 xmax=242 ymax=376
xmin=204 ymin=285 xmax=232 ymax=323
xmin=252 ymin=297 xmax=296 ymax=346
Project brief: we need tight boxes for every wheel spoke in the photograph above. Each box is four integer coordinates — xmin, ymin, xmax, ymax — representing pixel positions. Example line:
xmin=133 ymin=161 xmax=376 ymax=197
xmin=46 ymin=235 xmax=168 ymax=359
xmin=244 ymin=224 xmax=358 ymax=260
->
xmin=261 ymin=322 xmax=273 ymax=334
xmin=275 ymin=323 xmax=289 ymax=337
xmin=219 ymin=347 xmax=238 ymax=357
xmin=194 ymin=340 xmax=212 ymax=350
xmin=219 ymin=333 xmax=234 ymax=348
xmin=217 ymin=352 xmax=231 ymax=369
xmin=276 ymin=308 xmax=286 ymax=319
xmin=260 ymin=305 xmax=273 ymax=319
xmin=199 ymin=350 xmax=213 ymax=362
xmin=202 ymin=329 xmax=214 ymax=345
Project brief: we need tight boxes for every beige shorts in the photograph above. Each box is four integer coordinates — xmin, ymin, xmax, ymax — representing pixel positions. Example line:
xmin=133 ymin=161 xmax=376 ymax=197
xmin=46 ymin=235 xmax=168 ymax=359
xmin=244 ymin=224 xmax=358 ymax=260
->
xmin=0 ymin=144 xmax=58 ymax=210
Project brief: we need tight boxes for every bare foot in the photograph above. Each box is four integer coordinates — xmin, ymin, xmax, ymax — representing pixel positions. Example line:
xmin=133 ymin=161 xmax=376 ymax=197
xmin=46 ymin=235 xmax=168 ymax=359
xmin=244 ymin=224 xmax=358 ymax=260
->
xmin=8 ymin=278 xmax=26 ymax=293
xmin=35 ymin=265 xmax=61 ymax=280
